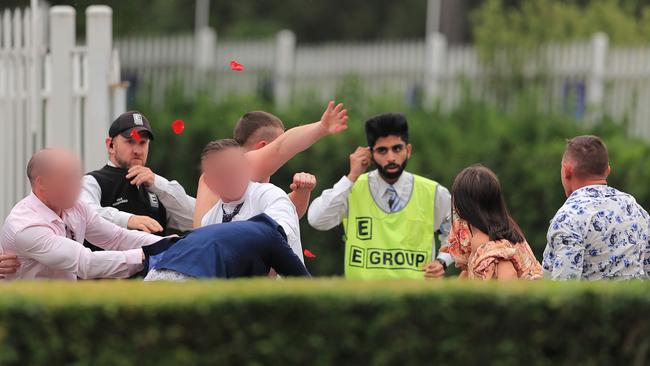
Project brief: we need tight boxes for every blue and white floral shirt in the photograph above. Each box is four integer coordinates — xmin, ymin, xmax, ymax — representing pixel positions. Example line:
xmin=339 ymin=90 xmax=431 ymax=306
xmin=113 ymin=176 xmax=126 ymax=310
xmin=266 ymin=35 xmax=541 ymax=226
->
xmin=543 ymin=185 xmax=650 ymax=280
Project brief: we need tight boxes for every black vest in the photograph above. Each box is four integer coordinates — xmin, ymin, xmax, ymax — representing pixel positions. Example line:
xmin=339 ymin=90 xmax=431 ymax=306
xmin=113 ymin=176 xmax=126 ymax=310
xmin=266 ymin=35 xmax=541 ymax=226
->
xmin=84 ymin=165 xmax=168 ymax=252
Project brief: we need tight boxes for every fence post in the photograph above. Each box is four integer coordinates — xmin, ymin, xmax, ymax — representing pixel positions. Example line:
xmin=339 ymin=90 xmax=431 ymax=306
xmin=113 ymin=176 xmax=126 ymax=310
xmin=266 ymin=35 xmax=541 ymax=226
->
xmin=110 ymin=48 xmax=128 ymax=119
xmin=274 ymin=30 xmax=295 ymax=110
xmin=423 ymin=32 xmax=447 ymax=110
xmin=194 ymin=26 xmax=216 ymax=71
xmin=12 ymin=8 xmax=26 ymax=203
xmin=46 ymin=6 xmax=75 ymax=151
xmin=1 ymin=9 xmax=12 ymax=219
xmin=83 ymin=5 xmax=112 ymax=171
xmin=586 ymin=32 xmax=608 ymax=118
xmin=27 ymin=3 xmax=43 ymax=166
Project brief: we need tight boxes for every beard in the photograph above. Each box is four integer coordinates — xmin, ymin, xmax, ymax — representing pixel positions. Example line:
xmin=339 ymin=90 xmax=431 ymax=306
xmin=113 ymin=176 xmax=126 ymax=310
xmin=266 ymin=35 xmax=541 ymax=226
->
xmin=114 ymin=155 xmax=145 ymax=170
xmin=375 ymin=158 xmax=408 ymax=181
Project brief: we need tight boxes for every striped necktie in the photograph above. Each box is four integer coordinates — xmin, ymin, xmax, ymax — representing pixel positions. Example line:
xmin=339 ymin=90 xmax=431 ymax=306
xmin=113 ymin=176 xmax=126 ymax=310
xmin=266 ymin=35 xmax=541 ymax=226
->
xmin=386 ymin=186 xmax=402 ymax=212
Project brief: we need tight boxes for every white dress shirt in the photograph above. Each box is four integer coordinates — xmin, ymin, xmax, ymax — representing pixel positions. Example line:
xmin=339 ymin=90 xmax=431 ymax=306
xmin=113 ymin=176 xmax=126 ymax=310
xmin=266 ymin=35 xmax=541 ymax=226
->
xmin=202 ymin=181 xmax=304 ymax=263
xmin=1 ymin=193 xmax=161 ymax=280
xmin=307 ymin=170 xmax=454 ymax=266
xmin=80 ymin=161 xmax=196 ymax=231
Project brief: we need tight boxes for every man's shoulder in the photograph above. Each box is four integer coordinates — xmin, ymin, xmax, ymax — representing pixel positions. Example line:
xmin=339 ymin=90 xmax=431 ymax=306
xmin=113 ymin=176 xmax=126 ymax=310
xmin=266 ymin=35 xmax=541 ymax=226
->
xmin=252 ymin=182 xmax=289 ymax=199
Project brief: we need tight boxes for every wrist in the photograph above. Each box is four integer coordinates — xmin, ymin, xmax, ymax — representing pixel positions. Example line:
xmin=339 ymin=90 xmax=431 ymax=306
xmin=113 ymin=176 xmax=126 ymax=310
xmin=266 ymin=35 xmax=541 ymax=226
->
xmin=316 ymin=120 xmax=330 ymax=136
xmin=436 ymin=258 xmax=448 ymax=271
xmin=347 ymin=173 xmax=360 ymax=182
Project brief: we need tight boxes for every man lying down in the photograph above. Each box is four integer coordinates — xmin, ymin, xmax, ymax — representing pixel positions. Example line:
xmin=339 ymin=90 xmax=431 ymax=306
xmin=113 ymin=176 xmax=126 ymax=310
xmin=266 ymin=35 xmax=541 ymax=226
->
xmin=143 ymin=214 xmax=309 ymax=281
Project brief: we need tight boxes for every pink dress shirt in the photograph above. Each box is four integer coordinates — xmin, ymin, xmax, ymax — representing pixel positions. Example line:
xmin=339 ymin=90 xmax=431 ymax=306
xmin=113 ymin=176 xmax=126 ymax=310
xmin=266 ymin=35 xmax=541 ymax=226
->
xmin=1 ymin=193 xmax=161 ymax=280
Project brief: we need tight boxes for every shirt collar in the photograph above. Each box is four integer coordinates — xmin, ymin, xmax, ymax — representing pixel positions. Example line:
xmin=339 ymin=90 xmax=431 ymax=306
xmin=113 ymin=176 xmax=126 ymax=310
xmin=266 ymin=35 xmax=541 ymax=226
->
xmin=26 ymin=192 xmax=66 ymax=224
xmin=370 ymin=169 xmax=411 ymax=197
xmin=570 ymin=184 xmax=614 ymax=199
xmin=107 ymin=160 xmax=117 ymax=168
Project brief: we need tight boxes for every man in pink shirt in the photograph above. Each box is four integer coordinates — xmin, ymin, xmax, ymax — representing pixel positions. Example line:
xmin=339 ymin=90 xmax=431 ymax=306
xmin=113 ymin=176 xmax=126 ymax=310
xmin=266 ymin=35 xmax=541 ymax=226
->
xmin=1 ymin=148 xmax=161 ymax=280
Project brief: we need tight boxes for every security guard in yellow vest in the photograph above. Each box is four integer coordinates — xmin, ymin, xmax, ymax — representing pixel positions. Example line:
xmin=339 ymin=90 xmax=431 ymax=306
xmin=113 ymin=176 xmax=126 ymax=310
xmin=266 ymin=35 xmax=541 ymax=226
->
xmin=307 ymin=113 xmax=453 ymax=279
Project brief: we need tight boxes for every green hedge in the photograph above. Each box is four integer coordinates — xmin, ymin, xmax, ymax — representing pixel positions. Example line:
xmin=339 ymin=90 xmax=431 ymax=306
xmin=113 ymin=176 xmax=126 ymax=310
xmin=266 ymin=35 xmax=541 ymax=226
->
xmin=1 ymin=279 xmax=650 ymax=365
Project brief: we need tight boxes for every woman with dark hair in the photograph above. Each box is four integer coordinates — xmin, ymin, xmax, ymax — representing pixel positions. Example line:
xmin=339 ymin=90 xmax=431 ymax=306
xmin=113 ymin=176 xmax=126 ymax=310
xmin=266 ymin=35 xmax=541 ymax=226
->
xmin=445 ymin=165 xmax=542 ymax=280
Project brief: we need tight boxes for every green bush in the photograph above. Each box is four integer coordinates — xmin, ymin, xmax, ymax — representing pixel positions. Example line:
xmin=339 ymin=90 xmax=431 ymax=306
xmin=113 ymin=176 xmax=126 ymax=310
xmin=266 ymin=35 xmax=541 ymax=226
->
xmin=1 ymin=279 xmax=650 ymax=365
xmin=134 ymin=88 xmax=650 ymax=277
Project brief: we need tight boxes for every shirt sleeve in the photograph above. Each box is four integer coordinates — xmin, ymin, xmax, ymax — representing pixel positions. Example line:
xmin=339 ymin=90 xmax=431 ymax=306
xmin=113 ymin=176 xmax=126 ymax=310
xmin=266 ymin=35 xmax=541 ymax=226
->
xmin=79 ymin=175 xmax=133 ymax=228
xmin=307 ymin=176 xmax=354 ymax=231
xmin=434 ymin=184 xmax=454 ymax=266
xmin=544 ymin=213 xmax=585 ymax=280
xmin=259 ymin=186 xmax=304 ymax=263
xmin=149 ymin=174 xmax=196 ymax=232
xmin=83 ymin=202 xmax=162 ymax=251
xmin=14 ymin=225 xmax=143 ymax=279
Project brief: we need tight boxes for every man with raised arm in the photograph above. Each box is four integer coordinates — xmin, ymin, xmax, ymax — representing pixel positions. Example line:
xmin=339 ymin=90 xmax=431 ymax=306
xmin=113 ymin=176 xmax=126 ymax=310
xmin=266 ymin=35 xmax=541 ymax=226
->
xmin=193 ymin=101 xmax=348 ymax=227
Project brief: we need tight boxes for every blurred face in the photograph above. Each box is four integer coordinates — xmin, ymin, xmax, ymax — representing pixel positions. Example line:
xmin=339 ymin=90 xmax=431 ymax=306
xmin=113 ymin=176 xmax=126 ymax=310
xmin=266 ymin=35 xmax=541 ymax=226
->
xmin=106 ymin=134 xmax=150 ymax=169
xmin=201 ymin=147 xmax=251 ymax=202
xmin=371 ymin=135 xmax=412 ymax=182
xmin=33 ymin=151 xmax=83 ymax=210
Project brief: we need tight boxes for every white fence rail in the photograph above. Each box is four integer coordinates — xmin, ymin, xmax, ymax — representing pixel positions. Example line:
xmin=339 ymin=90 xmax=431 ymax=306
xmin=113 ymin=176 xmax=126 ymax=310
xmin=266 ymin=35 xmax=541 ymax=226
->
xmin=115 ymin=30 xmax=650 ymax=138
xmin=0 ymin=4 xmax=126 ymax=220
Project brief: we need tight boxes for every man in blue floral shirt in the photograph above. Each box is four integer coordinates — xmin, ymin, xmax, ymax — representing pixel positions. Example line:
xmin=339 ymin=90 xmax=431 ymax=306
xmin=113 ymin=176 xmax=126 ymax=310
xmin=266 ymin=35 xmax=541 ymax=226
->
xmin=543 ymin=135 xmax=650 ymax=280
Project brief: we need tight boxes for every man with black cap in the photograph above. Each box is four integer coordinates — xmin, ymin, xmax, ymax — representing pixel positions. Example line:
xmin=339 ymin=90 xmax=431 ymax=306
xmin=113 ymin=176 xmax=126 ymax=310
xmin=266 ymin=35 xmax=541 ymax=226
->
xmin=80 ymin=111 xmax=195 ymax=250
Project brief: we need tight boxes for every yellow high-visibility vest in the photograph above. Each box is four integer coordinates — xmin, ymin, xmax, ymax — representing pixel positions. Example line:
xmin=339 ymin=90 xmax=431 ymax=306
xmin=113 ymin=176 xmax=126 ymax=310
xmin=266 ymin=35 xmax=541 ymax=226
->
xmin=342 ymin=173 xmax=438 ymax=279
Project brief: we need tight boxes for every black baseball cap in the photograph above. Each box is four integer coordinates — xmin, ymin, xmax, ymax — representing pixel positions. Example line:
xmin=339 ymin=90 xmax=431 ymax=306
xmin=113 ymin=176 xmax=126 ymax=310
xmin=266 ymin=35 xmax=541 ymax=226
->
xmin=109 ymin=111 xmax=154 ymax=140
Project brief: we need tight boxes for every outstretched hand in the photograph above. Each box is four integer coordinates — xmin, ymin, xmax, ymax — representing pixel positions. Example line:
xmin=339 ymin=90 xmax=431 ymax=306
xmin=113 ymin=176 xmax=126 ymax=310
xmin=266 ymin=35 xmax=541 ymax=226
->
xmin=320 ymin=101 xmax=348 ymax=135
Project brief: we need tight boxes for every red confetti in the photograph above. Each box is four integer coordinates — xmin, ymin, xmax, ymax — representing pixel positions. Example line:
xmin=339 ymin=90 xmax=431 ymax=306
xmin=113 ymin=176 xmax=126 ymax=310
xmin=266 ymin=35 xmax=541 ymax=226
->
xmin=303 ymin=249 xmax=317 ymax=259
xmin=171 ymin=119 xmax=185 ymax=135
xmin=130 ymin=128 xmax=141 ymax=141
xmin=230 ymin=60 xmax=245 ymax=72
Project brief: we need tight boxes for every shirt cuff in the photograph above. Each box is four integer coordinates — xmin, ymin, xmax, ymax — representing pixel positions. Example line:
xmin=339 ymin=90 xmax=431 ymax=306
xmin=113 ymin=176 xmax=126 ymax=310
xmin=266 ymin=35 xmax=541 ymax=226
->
xmin=151 ymin=174 xmax=171 ymax=194
xmin=116 ymin=211 xmax=134 ymax=229
xmin=125 ymin=249 xmax=145 ymax=274
xmin=334 ymin=176 xmax=355 ymax=192
xmin=436 ymin=252 xmax=454 ymax=267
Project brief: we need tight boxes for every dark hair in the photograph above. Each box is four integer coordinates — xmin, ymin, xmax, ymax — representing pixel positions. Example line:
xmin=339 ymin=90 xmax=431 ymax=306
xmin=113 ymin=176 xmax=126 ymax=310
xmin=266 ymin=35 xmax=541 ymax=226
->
xmin=365 ymin=113 xmax=409 ymax=148
xmin=564 ymin=135 xmax=609 ymax=178
xmin=201 ymin=139 xmax=241 ymax=161
xmin=451 ymin=165 xmax=525 ymax=244
xmin=233 ymin=111 xmax=285 ymax=146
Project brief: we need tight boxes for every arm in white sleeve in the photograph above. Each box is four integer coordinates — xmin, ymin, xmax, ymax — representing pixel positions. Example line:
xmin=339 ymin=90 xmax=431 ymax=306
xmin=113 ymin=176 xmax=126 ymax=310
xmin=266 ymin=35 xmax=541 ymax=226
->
xmin=259 ymin=187 xmax=304 ymax=263
xmin=434 ymin=185 xmax=454 ymax=267
xmin=80 ymin=175 xmax=133 ymax=228
xmin=14 ymin=225 xmax=143 ymax=279
xmin=307 ymin=176 xmax=354 ymax=231
xmin=149 ymin=174 xmax=196 ymax=232
xmin=83 ymin=203 xmax=161 ymax=251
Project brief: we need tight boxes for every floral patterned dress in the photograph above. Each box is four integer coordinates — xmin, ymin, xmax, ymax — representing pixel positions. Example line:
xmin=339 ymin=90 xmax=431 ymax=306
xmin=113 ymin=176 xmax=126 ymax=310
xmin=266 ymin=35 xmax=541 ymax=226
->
xmin=448 ymin=217 xmax=543 ymax=280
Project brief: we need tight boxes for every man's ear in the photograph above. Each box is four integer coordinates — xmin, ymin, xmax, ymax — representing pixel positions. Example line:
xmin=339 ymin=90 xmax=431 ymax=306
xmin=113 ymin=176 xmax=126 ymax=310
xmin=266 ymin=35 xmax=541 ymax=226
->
xmin=254 ymin=141 xmax=268 ymax=150
xmin=105 ymin=137 xmax=113 ymax=150
xmin=406 ymin=143 xmax=413 ymax=159
xmin=605 ymin=164 xmax=611 ymax=178
xmin=562 ymin=161 xmax=573 ymax=180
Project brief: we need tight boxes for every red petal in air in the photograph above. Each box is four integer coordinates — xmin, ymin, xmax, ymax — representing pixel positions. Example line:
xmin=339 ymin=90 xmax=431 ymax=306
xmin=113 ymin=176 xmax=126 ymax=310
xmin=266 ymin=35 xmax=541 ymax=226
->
xmin=303 ymin=249 xmax=317 ymax=258
xmin=130 ymin=128 xmax=141 ymax=141
xmin=171 ymin=119 xmax=185 ymax=135
xmin=230 ymin=60 xmax=245 ymax=72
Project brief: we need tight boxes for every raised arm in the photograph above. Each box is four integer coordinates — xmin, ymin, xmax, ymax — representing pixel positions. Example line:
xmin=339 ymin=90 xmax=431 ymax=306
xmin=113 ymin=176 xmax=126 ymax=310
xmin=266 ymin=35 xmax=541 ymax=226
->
xmin=192 ymin=101 xmax=348 ymax=228
xmin=246 ymin=101 xmax=348 ymax=181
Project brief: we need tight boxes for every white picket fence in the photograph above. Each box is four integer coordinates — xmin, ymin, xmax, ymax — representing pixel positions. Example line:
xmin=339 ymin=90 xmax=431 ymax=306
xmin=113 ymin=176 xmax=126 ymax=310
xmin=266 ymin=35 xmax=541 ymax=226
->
xmin=115 ymin=30 xmax=650 ymax=138
xmin=0 ymin=4 xmax=126 ymax=221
